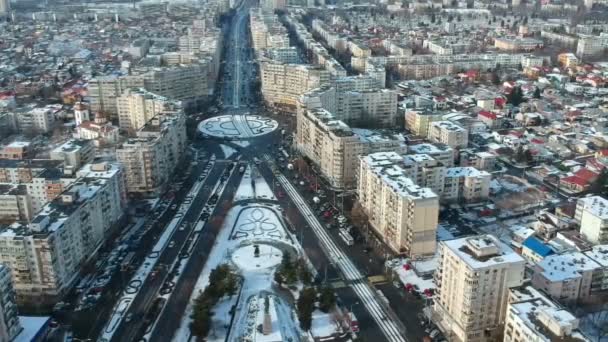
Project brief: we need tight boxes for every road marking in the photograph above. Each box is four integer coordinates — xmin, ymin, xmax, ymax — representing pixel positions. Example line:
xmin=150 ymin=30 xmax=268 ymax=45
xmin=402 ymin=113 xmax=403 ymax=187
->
xmin=263 ymin=154 xmax=407 ymax=342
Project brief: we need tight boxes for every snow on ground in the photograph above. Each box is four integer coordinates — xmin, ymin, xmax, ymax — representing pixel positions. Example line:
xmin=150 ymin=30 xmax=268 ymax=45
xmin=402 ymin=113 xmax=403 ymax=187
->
xmin=436 ymin=224 xmax=455 ymax=241
xmin=232 ymin=140 xmax=250 ymax=148
xmin=254 ymin=173 xmax=276 ymax=200
xmin=234 ymin=166 xmax=277 ymax=202
xmin=206 ymin=295 xmax=238 ymax=342
xmin=232 ymin=244 xmax=283 ymax=271
xmin=311 ymin=310 xmax=340 ymax=339
xmin=198 ymin=115 xmax=278 ymax=140
xmin=388 ymin=256 xmax=437 ymax=294
xmin=220 ymin=144 xmax=238 ymax=158
xmin=172 ymin=202 xmax=296 ymax=342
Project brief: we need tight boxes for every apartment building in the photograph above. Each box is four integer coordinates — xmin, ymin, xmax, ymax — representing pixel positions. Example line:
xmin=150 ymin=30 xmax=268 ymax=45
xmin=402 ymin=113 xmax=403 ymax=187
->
xmin=0 ymin=265 xmax=21 ymax=342
xmin=409 ymin=143 xmax=455 ymax=167
xmin=0 ymin=142 xmax=31 ymax=160
xmin=433 ymin=235 xmax=525 ymax=342
xmin=494 ymin=37 xmax=544 ymax=51
xmin=260 ymin=62 xmax=330 ymax=111
xmin=429 ymin=121 xmax=469 ymax=149
xmin=358 ymin=152 xmax=438 ymax=256
xmin=504 ymin=286 xmax=587 ymax=342
xmin=116 ymin=113 xmax=186 ymax=196
xmin=140 ymin=63 xmax=210 ymax=102
xmin=117 ymin=88 xmax=181 ymax=132
xmin=49 ymin=139 xmax=95 ymax=169
xmin=250 ymin=8 xmax=289 ymax=51
xmin=0 ymin=163 xmax=126 ymax=307
xmin=444 ymin=167 xmax=491 ymax=203
xmin=0 ymin=184 xmax=33 ymax=222
xmin=87 ymin=75 xmax=145 ymax=119
xmin=265 ymin=47 xmax=300 ymax=64
xmin=459 ymin=150 xmax=497 ymax=171
xmin=401 ymin=154 xmax=446 ymax=196
xmin=12 ymin=106 xmax=56 ymax=134
xmin=296 ymin=107 xmax=405 ymax=189
xmin=531 ymin=251 xmax=600 ymax=303
xmin=405 ymin=109 xmax=444 ymax=137
xmin=300 ymin=76 xmax=398 ymax=128
xmin=576 ymin=34 xmax=608 ymax=59
xmin=576 ymin=195 xmax=608 ymax=244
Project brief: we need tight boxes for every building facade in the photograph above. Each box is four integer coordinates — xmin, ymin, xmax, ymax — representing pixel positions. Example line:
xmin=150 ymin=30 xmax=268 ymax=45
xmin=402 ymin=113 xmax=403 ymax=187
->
xmin=0 ymin=163 xmax=126 ymax=307
xmin=116 ymin=113 xmax=186 ymax=196
xmin=433 ymin=235 xmax=525 ymax=342
xmin=358 ymin=152 xmax=438 ymax=256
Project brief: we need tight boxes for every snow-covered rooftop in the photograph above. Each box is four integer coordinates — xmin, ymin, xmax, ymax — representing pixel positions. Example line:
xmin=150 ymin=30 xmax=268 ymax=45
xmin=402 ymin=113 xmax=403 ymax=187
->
xmin=442 ymin=235 xmax=524 ymax=270
xmin=536 ymin=252 xmax=600 ymax=282
xmin=577 ymin=195 xmax=608 ymax=220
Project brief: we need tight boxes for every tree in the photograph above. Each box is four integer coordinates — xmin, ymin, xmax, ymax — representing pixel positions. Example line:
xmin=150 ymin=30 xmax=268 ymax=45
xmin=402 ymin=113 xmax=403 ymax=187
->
xmin=298 ymin=259 xmax=312 ymax=285
xmin=430 ymin=13 xmax=436 ymax=23
xmin=507 ymin=86 xmax=524 ymax=106
xmin=297 ymin=287 xmax=317 ymax=331
xmin=533 ymin=87 xmax=541 ymax=99
xmin=319 ymin=286 xmax=336 ymax=313
xmin=274 ymin=269 xmax=284 ymax=286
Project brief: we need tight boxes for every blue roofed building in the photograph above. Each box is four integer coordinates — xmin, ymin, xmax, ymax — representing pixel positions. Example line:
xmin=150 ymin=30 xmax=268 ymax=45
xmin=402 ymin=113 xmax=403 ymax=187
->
xmin=522 ymin=236 xmax=555 ymax=264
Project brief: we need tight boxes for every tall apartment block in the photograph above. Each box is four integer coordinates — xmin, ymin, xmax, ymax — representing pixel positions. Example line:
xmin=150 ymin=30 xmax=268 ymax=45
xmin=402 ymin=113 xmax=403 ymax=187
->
xmin=358 ymin=152 xmax=438 ymax=256
xmin=433 ymin=235 xmax=525 ymax=342
xmin=116 ymin=112 xmax=186 ymax=196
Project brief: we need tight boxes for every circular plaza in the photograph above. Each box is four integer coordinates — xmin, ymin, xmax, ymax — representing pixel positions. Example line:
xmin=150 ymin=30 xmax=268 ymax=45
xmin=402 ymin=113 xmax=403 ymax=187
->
xmin=198 ymin=114 xmax=278 ymax=140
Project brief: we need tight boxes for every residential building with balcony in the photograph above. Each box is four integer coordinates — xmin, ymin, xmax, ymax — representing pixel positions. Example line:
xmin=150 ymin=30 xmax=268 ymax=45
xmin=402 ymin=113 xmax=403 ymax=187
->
xmin=576 ymin=195 xmax=608 ymax=244
xmin=429 ymin=121 xmax=469 ymax=149
xmin=116 ymin=112 xmax=186 ymax=196
xmin=0 ymin=162 xmax=126 ymax=307
xmin=433 ymin=235 xmax=525 ymax=342
xmin=0 ymin=265 xmax=21 ymax=342
xmin=358 ymin=151 xmax=438 ymax=256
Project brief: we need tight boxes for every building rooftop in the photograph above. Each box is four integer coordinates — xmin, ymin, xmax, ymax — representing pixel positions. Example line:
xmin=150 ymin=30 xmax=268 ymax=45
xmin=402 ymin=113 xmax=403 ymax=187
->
xmin=51 ymin=139 xmax=91 ymax=154
xmin=537 ymin=252 xmax=600 ymax=282
xmin=362 ymin=152 xmax=437 ymax=200
xmin=509 ymin=286 xmax=586 ymax=342
xmin=445 ymin=167 xmax=490 ymax=178
xmin=577 ymin=196 xmax=608 ymax=220
xmin=444 ymin=235 xmax=524 ymax=269
xmin=409 ymin=143 xmax=453 ymax=155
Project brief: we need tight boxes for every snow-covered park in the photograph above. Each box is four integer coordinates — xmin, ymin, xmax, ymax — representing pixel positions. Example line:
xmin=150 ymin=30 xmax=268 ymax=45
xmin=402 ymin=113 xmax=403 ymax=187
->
xmin=173 ymin=175 xmax=342 ymax=342
xmin=199 ymin=114 xmax=278 ymax=140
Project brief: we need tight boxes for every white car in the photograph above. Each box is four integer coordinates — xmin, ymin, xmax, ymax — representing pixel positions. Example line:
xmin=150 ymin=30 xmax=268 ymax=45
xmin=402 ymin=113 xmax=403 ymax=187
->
xmin=168 ymin=241 xmax=175 ymax=248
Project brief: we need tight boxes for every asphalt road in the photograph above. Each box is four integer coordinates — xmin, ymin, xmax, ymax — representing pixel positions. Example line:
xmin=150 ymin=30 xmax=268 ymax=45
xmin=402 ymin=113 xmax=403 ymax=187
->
xmin=148 ymin=160 xmax=244 ymax=342
xmin=108 ymin=161 xmax=230 ymax=342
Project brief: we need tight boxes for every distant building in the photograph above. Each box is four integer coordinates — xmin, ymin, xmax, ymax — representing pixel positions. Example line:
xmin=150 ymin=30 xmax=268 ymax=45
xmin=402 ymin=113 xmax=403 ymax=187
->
xmin=116 ymin=113 xmax=186 ymax=196
xmin=409 ymin=143 xmax=455 ymax=167
xmin=429 ymin=121 xmax=469 ymax=149
xmin=50 ymin=139 xmax=95 ymax=170
xmin=260 ymin=62 xmax=330 ymax=112
xmin=443 ymin=167 xmax=491 ymax=203
xmin=0 ymin=184 xmax=33 ymax=222
xmin=0 ymin=142 xmax=32 ymax=160
xmin=405 ymin=110 xmax=444 ymax=137
xmin=296 ymin=107 xmax=406 ymax=189
xmin=433 ymin=235 xmax=525 ymax=342
xmin=0 ymin=0 xmax=10 ymax=17
xmin=117 ymin=88 xmax=181 ymax=132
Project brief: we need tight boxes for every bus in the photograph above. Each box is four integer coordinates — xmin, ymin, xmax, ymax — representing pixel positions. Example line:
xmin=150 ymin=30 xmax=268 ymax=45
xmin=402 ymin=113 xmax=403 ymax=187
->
xmin=339 ymin=228 xmax=354 ymax=246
